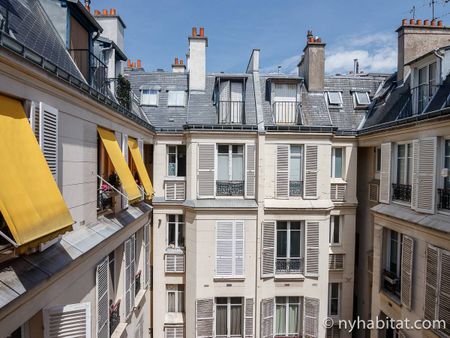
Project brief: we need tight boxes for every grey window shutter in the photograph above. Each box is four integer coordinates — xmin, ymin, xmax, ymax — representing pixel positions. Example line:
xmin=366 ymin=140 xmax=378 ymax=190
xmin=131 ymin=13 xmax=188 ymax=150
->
xmin=44 ymin=303 xmax=91 ymax=338
xmin=196 ymin=298 xmax=214 ymax=338
xmin=245 ymin=298 xmax=254 ymax=338
xmin=439 ymin=249 xmax=450 ymax=336
xmin=198 ymin=144 xmax=215 ymax=198
xmin=39 ymin=102 xmax=59 ymax=182
xmin=305 ymin=221 xmax=319 ymax=277
xmin=304 ymin=297 xmax=319 ymax=338
xmin=379 ymin=142 xmax=392 ymax=203
xmin=245 ymin=144 xmax=256 ymax=198
xmin=262 ymin=221 xmax=275 ymax=278
xmin=417 ymin=137 xmax=437 ymax=214
xmin=304 ymin=145 xmax=318 ymax=199
xmin=216 ymin=221 xmax=234 ymax=277
xmin=144 ymin=223 xmax=150 ymax=288
xmin=401 ymin=235 xmax=414 ymax=309
xmin=276 ymin=145 xmax=289 ymax=198
xmin=96 ymin=257 xmax=109 ymax=338
xmin=261 ymin=298 xmax=274 ymax=338
xmin=235 ymin=220 xmax=245 ymax=277
xmin=29 ymin=101 xmax=40 ymax=141
xmin=411 ymin=140 xmax=419 ymax=210
xmin=424 ymin=245 xmax=439 ymax=321
xmin=219 ymin=80 xmax=231 ymax=101
xmin=124 ymin=235 xmax=135 ymax=318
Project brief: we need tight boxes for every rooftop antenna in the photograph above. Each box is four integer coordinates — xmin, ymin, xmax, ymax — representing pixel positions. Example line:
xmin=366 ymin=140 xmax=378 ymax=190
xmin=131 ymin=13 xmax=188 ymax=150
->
xmin=430 ymin=0 xmax=436 ymax=20
xmin=410 ymin=5 xmax=416 ymax=19
xmin=277 ymin=65 xmax=282 ymax=74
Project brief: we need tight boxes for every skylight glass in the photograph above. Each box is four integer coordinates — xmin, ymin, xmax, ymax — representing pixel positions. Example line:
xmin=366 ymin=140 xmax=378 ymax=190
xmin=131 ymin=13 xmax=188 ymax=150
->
xmin=327 ymin=92 xmax=342 ymax=106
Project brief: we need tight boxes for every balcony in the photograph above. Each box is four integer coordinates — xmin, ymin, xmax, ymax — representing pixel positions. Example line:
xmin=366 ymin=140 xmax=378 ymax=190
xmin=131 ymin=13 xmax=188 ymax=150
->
xmin=289 ymin=181 xmax=303 ymax=196
xmin=392 ymin=183 xmax=411 ymax=203
xmin=109 ymin=300 xmax=120 ymax=336
xmin=276 ymin=258 xmax=304 ymax=274
xmin=68 ymin=49 xmax=108 ymax=94
xmin=216 ymin=180 xmax=244 ymax=196
xmin=272 ymin=101 xmax=301 ymax=124
xmin=438 ymin=188 xmax=450 ymax=210
xmin=218 ymin=100 xmax=244 ymax=124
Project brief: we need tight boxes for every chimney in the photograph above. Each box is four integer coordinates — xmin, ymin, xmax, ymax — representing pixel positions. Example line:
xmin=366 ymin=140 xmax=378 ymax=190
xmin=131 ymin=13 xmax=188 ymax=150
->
xmin=397 ymin=19 xmax=450 ymax=82
xmin=172 ymin=57 xmax=186 ymax=73
xmin=353 ymin=59 xmax=359 ymax=75
xmin=298 ymin=31 xmax=325 ymax=91
xmin=94 ymin=9 xmax=126 ymax=52
xmin=188 ymin=26 xmax=208 ymax=91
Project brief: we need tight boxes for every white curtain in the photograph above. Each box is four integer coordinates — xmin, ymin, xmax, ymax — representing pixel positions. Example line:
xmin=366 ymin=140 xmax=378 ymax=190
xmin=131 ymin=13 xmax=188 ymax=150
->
xmin=168 ymin=292 xmax=175 ymax=312
xmin=216 ymin=306 xmax=227 ymax=335
xmin=230 ymin=305 xmax=242 ymax=335
xmin=276 ymin=304 xmax=286 ymax=334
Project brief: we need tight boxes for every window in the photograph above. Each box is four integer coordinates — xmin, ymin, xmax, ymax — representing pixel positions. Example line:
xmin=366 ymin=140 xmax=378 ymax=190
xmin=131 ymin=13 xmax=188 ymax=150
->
xmin=393 ymin=143 xmax=412 ymax=202
xmin=329 ymin=216 xmax=341 ymax=245
xmin=289 ymin=145 xmax=303 ymax=196
xmin=141 ymin=89 xmax=159 ymax=106
xmin=167 ymin=215 xmax=184 ymax=248
xmin=326 ymin=92 xmax=343 ymax=107
xmin=383 ymin=229 xmax=401 ymax=297
xmin=375 ymin=146 xmax=381 ymax=173
xmin=273 ymin=83 xmax=299 ymax=124
xmin=328 ymin=283 xmax=341 ymax=316
xmin=276 ymin=221 xmax=304 ymax=274
xmin=215 ymin=297 xmax=243 ymax=337
xmin=217 ymin=145 xmax=244 ymax=196
xmin=275 ymin=297 xmax=301 ymax=336
xmin=439 ymin=140 xmax=450 ymax=210
xmin=168 ymin=91 xmax=186 ymax=107
xmin=167 ymin=285 xmax=184 ymax=313
xmin=218 ymin=81 xmax=244 ymax=124
xmin=444 ymin=140 xmax=450 ymax=190
xmin=416 ymin=62 xmax=438 ymax=113
xmin=353 ymin=92 xmax=370 ymax=107
xmin=332 ymin=148 xmax=344 ymax=179
xmin=216 ymin=221 xmax=244 ymax=278
xmin=167 ymin=145 xmax=186 ymax=177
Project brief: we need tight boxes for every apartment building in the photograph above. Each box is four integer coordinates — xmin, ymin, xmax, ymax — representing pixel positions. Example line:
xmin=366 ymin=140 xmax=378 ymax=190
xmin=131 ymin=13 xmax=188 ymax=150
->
xmin=355 ymin=19 xmax=450 ymax=338
xmin=0 ymin=1 xmax=154 ymax=337
xmin=126 ymin=27 xmax=386 ymax=338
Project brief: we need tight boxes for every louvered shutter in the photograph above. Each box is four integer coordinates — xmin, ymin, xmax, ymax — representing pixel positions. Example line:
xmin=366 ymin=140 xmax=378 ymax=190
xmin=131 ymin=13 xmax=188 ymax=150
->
xmin=400 ymin=235 xmax=414 ymax=309
xmin=144 ymin=223 xmax=150 ymax=288
xmin=379 ymin=142 xmax=392 ymax=203
xmin=29 ymin=101 xmax=40 ymax=141
xmin=439 ymin=249 xmax=450 ymax=336
xmin=196 ymin=298 xmax=214 ymax=337
xmin=166 ymin=327 xmax=184 ymax=338
xmin=397 ymin=331 xmax=407 ymax=338
xmin=262 ymin=221 xmax=275 ymax=278
xmin=304 ymin=145 xmax=318 ymax=199
xmin=411 ymin=140 xmax=419 ymax=209
xmin=245 ymin=144 xmax=256 ymax=198
xmin=96 ymin=257 xmax=109 ymax=338
xmin=216 ymin=221 xmax=234 ymax=277
xmin=44 ymin=303 xmax=91 ymax=338
xmin=305 ymin=221 xmax=319 ymax=277
xmin=124 ymin=236 xmax=136 ymax=318
xmin=276 ymin=145 xmax=289 ymax=198
xmin=130 ymin=234 xmax=136 ymax=302
xmin=198 ymin=144 xmax=215 ymax=198
xmin=261 ymin=298 xmax=274 ymax=338
xmin=165 ymin=181 xmax=186 ymax=201
xmin=39 ymin=103 xmax=59 ymax=182
xmin=417 ymin=137 xmax=437 ymax=214
xmin=219 ymin=80 xmax=231 ymax=101
xmin=303 ymin=297 xmax=319 ymax=338
xmin=235 ymin=220 xmax=245 ymax=276
xmin=424 ymin=245 xmax=439 ymax=321
xmin=245 ymin=298 xmax=254 ymax=338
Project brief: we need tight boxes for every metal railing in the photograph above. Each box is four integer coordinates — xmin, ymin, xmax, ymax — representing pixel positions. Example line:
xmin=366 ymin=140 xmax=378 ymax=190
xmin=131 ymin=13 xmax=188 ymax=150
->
xmin=382 ymin=270 xmax=401 ymax=298
xmin=109 ymin=300 xmax=120 ymax=336
xmin=272 ymin=101 xmax=301 ymax=124
xmin=218 ymin=100 xmax=244 ymax=124
xmin=97 ymin=175 xmax=129 ymax=213
xmin=438 ymin=188 xmax=450 ymax=210
xmin=276 ymin=258 xmax=304 ymax=274
xmin=289 ymin=181 xmax=303 ymax=196
xmin=68 ymin=49 xmax=108 ymax=94
xmin=392 ymin=183 xmax=411 ymax=202
xmin=411 ymin=84 xmax=439 ymax=115
xmin=216 ymin=180 xmax=244 ymax=196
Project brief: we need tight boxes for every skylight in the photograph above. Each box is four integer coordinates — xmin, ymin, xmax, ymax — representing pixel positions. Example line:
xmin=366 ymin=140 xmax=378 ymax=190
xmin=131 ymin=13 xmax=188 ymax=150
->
xmin=354 ymin=92 xmax=371 ymax=106
xmin=326 ymin=92 xmax=343 ymax=106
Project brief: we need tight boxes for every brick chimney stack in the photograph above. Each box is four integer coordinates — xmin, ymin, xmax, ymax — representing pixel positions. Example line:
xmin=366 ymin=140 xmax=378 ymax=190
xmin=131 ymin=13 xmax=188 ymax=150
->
xmin=188 ymin=26 xmax=208 ymax=91
xmin=298 ymin=31 xmax=325 ymax=92
xmin=172 ymin=57 xmax=186 ymax=73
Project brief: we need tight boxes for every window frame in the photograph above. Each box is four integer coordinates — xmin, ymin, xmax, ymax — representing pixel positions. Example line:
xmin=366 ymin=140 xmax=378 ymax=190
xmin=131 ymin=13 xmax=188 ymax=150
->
xmin=384 ymin=229 xmax=402 ymax=278
xmin=215 ymin=297 xmax=244 ymax=337
xmin=394 ymin=142 xmax=412 ymax=186
xmin=375 ymin=146 xmax=382 ymax=175
xmin=331 ymin=147 xmax=345 ymax=179
xmin=275 ymin=221 xmax=304 ymax=274
xmin=140 ymin=89 xmax=159 ymax=106
xmin=167 ymin=90 xmax=187 ymax=107
xmin=216 ymin=144 xmax=245 ymax=182
xmin=329 ymin=215 xmax=342 ymax=246
xmin=326 ymin=91 xmax=343 ymax=107
xmin=328 ymin=282 xmax=341 ymax=317
xmin=274 ymin=296 xmax=302 ymax=336
xmin=166 ymin=284 xmax=184 ymax=313
xmin=353 ymin=91 xmax=371 ymax=107
xmin=167 ymin=215 xmax=185 ymax=248
xmin=289 ymin=145 xmax=304 ymax=196
xmin=167 ymin=145 xmax=186 ymax=177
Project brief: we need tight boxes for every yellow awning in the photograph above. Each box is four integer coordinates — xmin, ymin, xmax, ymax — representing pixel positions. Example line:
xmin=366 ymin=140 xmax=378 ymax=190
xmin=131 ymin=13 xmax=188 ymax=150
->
xmin=128 ymin=137 xmax=154 ymax=198
xmin=0 ymin=95 xmax=73 ymax=248
xmin=97 ymin=127 xmax=141 ymax=202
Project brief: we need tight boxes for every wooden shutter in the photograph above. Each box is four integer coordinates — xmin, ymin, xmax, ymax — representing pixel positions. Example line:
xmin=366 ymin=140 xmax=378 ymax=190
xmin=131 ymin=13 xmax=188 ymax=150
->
xmin=96 ymin=257 xmax=109 ymax=338
xmin=216 ymin=221 xmax=234 ymax=277
xmin=401 ymin=235 xmax=414 ymax=309
xmin=276 ymin=145 xmax=289 ymax=198
xmin=424 ymin=245 xmax=439 ymax=321
xmin=411 ymin=140 xmax=419 ymax=209
xmin=439 ymin=249 xmax=450 ymax=336
xmin=166 ymin=327 xmax=184 ymax=338
xmin=304 ymin=145 xmax=318 ymax=199
xmin=379 ymin=142 xmax=392 ymax=203
xmin=417 ymin=137 xmax=437 ymax=213
xmin=44 ymin=303 xmax=91 ymax=338
xmin=245 ymin=144 xmax=256 ymax=198
xmin=39 ymin=103 xmax=59 ymax=182
xmin=245 ymin=298 xmax=254 ymax=338
xmin=196 ymin=298 xmax=214 ymax=338
xmin=235 ymin=220 xmax=245 ymax=276
xmin=368 ymin=182 xmax=379 ymax=203
xmin=305 ymin=221 xmax=319 ymax=277
xmin=262 ymin=221 xmax=275 ymax=278
xmin=261 ymin=298 xmax=274 ymax=338
xmin=144 ymin=223 xmax=150 ymax=288
xmin=197 ymin=144 xmax=215 ymax=198
xmin=303 ymin=297 xmax=319 ymax=338
xmin=165 ymin=181 xmax=186 ymax=201
xmin=124 ymin=235 xmax=136 ymax=318
xmin=29 ymin=101 xmax=40 ymax=141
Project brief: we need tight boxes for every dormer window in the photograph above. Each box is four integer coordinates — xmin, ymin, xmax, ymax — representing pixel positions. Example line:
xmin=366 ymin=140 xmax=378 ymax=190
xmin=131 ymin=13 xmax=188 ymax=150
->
xmin=168 ymin=90 xmax=187 ymax=107
xmin=272 ymin=82 xmax=300 ymax=124
xmin=413 ymin=62 xmax=438 ymax=114
xmin=326 ymin=91 xmax=343 ymax=107
xmin=217 ymin=80 xmax=244 ymax=124
xmin=353 ymin=92 xmax=371 ymax=108
xmin=141 ymin=89 xmax=159 ymax=106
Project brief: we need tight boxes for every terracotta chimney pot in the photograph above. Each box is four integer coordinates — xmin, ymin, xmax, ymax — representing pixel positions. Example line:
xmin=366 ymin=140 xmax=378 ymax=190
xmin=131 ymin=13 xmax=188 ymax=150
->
xmin=424 ymin=19 xmax=430 ymax=25
xmin=127 ymin=60 xmax=132 ymax=68
xmin=431 ymin=19 xmax=437 ymax=26
xmin=192 ymin=27 xmax=197 ymax=37
xmin=180 ymin=60 xmax=184 ymax=65
xmin=175 ymin=57 xmax=179 ymax=65
xmin=94 ymin=9 xmax=100 ymax=15
xmin=110 ymin=8 xmax=116 ymax=15
xmin=409 ymin=18 xmax=415 ymax=25
xmin=102 ymin=9 xmax=108 ymax=15
xmin=438 ymin=20 xmax=443 ymax=27
xmin=416 ymin=19 xmax=422 ymax=25
xmin=137 ymin=59 xmax=142 ymax=68
xmin=402 ymin=19 xmax=407 ymax=25
xmin=199 ymin=27 xmax=205 ymax=37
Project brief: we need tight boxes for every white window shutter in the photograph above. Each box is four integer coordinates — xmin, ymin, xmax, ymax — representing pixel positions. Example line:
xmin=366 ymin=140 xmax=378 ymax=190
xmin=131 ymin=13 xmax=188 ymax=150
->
xmin=29 ymin=101 xmax=40 ymax=141
xmin=44 ymin=303 xmax=91 ymax=338
xmin=219 ymin=80 xmax=231 ymax=101
xmin=245 ymin=298 xmax=254 ymax=338
xmin=124 ymin=235 xmax=135 ymax=318
xmin=305 ymin=221 xmax=319 ymax=277
xmin=235 ymin=220 xmax=245 ymax=276
xmin=379 ymin=142 xmax=392 ymax=203
xmin=262 ymin=221 xmax=275 ymax=278
xmin=303 ymin=297 xmax=319 ymax=338
xmin=197 ymin=144 xmax=215 ymax=198
xmin=216 ymin=221 xmax=233 ymax=277
xmin=144 ymin=223 xmax=150 ymax=288
xmin=424 ymin=245 xmax=439 ymax=321
xmin=401 ymin=235 xmax=414 ymax=309
xmin=276 ymin=145 xmax=289 ymax=198
xmin=417 ymin=137 xmax=437 ymax=214
xmin=39 ymin=103 xmax=59 ymax=182
xmin=96 ymin=257 xmax=109 ymax=338
xmin=245 ymin=144 xmax=256 ymax=198
xmin=261 ymin=298 xmax=274 ymax=338
xmin=411 ymin=140 xmax=419 ymax=210
xmin=304 ymin=145 xmax=318 ymax=199
xmin=196 ymin=298 xmax=214 ymax=337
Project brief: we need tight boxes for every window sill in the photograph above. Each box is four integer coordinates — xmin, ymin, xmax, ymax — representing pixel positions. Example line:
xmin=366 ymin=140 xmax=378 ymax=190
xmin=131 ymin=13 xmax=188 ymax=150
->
xmin=330 ymin=178 xmax=347 ymax=184
xmin=134 ymin=289 xmax=146 ymax=310
xmin=392 ymin=200 xmax=411 ymax=207
xmin=381 ymin=289 xmax=402 ymax=306
xmin=111 ymin=323 xmax=128 ymax=338
xmin=274 ymin=274 xmax=305 ymax=281
xmin=164 ymin=176 xmax=186 ymax=181
xmin=214 ymin=277 xmax=245 ymax=282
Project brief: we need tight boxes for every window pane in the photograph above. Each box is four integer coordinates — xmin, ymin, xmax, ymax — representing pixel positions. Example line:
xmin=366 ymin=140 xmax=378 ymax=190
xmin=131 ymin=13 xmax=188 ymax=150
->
xmin=328 ymin=92 xmax=342 ymax=105
xmin=288 ymin=304 xmax=299 ymax=334
xmin=407 ymin=144 xmax=412 ymax=185
xmin=376 ymin=147 xmax=381 ymax=172
xmin=218 ymin=153 xmax=229 ymax=180
xmin=277 ymin=230 xmax=287 ymax=257
xmin=445 ymin=140 xmax=450 ymax=188
xmin=232 ymin=154 xmax=244 ymax=180
xmin=178 ymin=223 xmax=184 ymax=247
xmin=168 ymin=154 xmax=176 ymax=176
xmin=168 ymin=291 xmax=176 ymax=312
xmin=218 ymin=145 xmax=229 ymax=154
xmin=232 ymin=145 xmax=243 ymax=154
xmin=334 ymin=148 xmax=343 ymax=178
xmin=216 ymin=306 xmax=227 ymax=335
xmin=290 ymin=230 xmax=301 ymax=257
xmin=178 ymin=291 xmax=184 ymax=312
xmin=168 ymin=223 xmax=176 ymax=246
xmin=356 ymin=92 xmax=370 ymax=105
xmin=169 ymin=215 xmax=176 ymax=223
xmin=290 ymin=156 xmax=301 ymax=181
xmin=177 ymin=146 xmax=186 ymax=177
xmin=389 ymin=231 xmax=398 ymax=274
xmin=230 ymin=305 xmax=242 ymax=335
xmin=332 ymin=216 xmax=340 ymax=244
xmin=276 ymin=304 xmax=287 ymax=334
xmin=216 ymin=297 xmax=227 ymax=304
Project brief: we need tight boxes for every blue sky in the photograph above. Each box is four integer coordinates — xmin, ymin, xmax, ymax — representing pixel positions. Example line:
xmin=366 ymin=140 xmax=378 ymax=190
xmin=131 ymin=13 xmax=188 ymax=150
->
xmin=92 ymin=0 xmax=449 ymax=74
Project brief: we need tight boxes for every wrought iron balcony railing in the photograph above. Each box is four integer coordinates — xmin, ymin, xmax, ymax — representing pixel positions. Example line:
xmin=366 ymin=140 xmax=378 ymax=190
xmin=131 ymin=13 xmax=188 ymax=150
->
xmin=218 ymin=100 xmax=244 ymax=124
xmin=438 ymin=188 xmax=450 ymax=210
xmin=392 ymin=183 xmax=411 ymax=202
xmin=68 ymin=49 xmax=108 ymax=94
xmin=275 ymin=258 xmax=304 ymax=274
xmin=216 ymin=180 xmax=244 ymax=196
xmin=289 ymin=181 xmax=303 ymax=196
xmin=272 ymin=101 xmax=301 ymax=124
xmin=109 ymin=300 xmax=120 ymax=336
